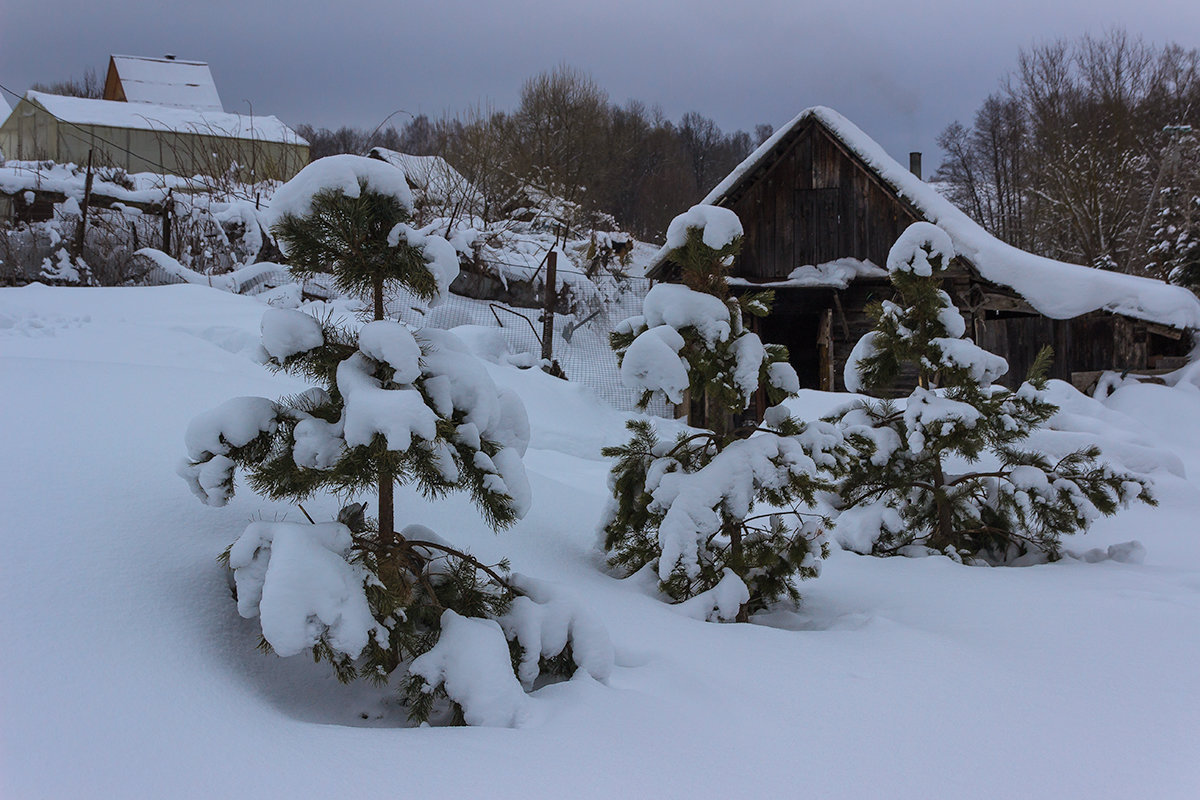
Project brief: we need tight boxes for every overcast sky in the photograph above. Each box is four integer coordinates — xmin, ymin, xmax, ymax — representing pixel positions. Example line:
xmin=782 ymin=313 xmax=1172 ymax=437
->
xmin=3 ymin=0 xmax=1198 ymax=175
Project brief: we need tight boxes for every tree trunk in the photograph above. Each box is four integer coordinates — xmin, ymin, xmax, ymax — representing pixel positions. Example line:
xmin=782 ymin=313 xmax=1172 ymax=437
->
xmin=371 ymin=273 xmax=394 ymax=545
xmin=728 ymin=519 xmax=750 ymax=623
xmin=708 ymin=389 xmax=749 ymax=621
xmin=929 ymin=456 xmax=954 ymax=552
xmin=704 ymin=388 xmax=728 ymax=445
xmin=379 ymin=464 xmax=395 ymax=546
xmin=373 ymin=275 xmax=385 ymax=321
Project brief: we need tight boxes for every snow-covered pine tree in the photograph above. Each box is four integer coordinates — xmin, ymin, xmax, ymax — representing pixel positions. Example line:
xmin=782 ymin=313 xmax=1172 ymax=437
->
xmin=179 ymin=156 xmax=611 ymax=726
xmin=831 ymin=221 xmax=1155 ymax=562
xmin=1151 ymin=192 xmax=1200 ymax=290
xmin=1147 ymin=128 xmax=1200 ymax=289
xmin=601 ymin=204 xmax=845 ymax=622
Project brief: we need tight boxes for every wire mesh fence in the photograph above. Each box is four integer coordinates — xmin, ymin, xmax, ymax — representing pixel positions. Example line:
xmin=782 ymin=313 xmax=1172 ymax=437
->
xmin=137 ymin=256 xmax=671 ymax=417
xmin=400 ymin=275 xmax=674 ymax=418
xmin=552 ymin=277 xmax=674 ymax=418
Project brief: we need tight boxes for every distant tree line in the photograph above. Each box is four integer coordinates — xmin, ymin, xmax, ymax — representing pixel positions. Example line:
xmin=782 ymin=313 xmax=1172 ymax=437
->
xmin=29 ymin=67 xmax=103 ymax=99
xmin=935 ymin=29 xmax=1200 ymax=288
xmin=296 ymin=65 xmax=772 ymax=239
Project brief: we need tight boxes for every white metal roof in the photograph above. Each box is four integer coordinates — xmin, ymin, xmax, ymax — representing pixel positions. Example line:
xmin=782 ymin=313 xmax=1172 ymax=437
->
xmin=27 ymin=91 xmax=307 ymax=145
xmin=110 ymin=55 xmax=223 ymax=112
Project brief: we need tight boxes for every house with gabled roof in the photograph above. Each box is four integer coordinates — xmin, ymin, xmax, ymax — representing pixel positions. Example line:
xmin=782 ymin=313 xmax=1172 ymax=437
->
xmin=648 ymin=106 xmax=1200 ymax=398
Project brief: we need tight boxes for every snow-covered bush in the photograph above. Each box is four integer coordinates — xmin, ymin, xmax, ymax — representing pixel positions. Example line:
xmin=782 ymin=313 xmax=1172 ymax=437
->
xmin=601 ymin=205 xmax=844 ymax=620
xmin=180 ymin=156 xmax=611 ymax=725
xmin=830 ymin=222 xmax=1156 ymax=562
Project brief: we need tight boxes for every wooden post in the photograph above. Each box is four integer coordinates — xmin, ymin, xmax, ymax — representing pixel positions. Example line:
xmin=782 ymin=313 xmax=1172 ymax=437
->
xmin=541 ymin=249 xmax=557 ymax=363
xmin=162 ymin=189 xmax=173 ymax=253
xmin=818 ymin=308 xmax=834 ymax=391
xmin=72 ymin=149 xmax=94 ymax=260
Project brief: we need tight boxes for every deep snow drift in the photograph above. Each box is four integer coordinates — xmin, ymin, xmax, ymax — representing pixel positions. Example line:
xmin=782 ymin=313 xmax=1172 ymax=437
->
xmin=2 ymin=284 xmax=1200 ymax=798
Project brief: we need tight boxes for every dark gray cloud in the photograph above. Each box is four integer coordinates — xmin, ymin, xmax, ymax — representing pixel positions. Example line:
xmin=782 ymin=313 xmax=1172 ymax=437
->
xmin=4 ymin=0 xmax=1197 ymax=177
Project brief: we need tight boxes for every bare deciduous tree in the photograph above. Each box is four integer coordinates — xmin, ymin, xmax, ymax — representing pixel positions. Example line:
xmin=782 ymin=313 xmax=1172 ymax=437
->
xmin=936 ymin=29 xmax=1200 ymax=279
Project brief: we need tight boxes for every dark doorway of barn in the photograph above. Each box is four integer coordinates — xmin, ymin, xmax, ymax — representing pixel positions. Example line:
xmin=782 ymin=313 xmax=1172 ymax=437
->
xmin=758 ymin=304 xmax=824 ymax=389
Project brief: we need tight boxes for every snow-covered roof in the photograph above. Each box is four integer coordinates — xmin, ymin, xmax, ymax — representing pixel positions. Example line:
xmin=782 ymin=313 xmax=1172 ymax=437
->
xmin=0 ymin=161 xmax=170 ymax=206
xmin=25 ymin=91 xmax=307 ymax=146
xmin=368 ymin=148 xmax=479 ymax=202
xmin=664 ymin=106 xmax=1200 ymax=331
xmin=0 ymin=92 xmax=11 ymax=122
xmin=108 ymin=55 xmax=223 ymax=112
xmin=728 ymin=258 xmax=887 ymax=291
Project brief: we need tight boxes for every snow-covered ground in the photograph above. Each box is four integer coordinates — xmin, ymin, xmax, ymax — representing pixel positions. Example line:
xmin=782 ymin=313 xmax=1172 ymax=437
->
xmin=3 ymin=284 xmax=1200 ymax=798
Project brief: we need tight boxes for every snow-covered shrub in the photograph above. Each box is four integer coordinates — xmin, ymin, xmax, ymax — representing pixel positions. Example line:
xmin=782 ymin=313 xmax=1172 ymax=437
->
xmin=601 ymin=206 xmax=844 ymax=620
xmin=830 ymin=222 xmax=1156 ymax=562
xmin=180 ymin=157 xmax=612 ymax=725
xmin=39 ymin=245 xmax=92 ymax=286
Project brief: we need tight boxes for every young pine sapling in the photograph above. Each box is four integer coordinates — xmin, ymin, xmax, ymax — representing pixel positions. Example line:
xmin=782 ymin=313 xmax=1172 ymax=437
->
xmin=831 ymin=221 xmax=1155 ymax=562
xmin=601 ymin=204 xmax=845 ymax=621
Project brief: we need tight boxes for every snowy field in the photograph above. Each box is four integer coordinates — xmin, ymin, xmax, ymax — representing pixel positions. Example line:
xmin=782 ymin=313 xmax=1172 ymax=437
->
xmin=3 ymin=284 xmax=1200 ymax=799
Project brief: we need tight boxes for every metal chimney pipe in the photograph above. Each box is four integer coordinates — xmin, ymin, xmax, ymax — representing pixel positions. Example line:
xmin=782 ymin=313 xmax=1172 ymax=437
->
xmin=909 ymin=152 xmax=922 ymax=180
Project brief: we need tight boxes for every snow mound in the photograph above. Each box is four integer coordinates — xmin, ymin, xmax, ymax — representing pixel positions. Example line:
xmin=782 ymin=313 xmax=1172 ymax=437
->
xmin=653 ymin=430 xmax=841 ymax=581
xmin=408 ymin=610 xmax=530 ymax=728
xmin=387 ymin=223 xmax=461 ymax=306
xmin=358 ymin=320 xmax=422 ymax=384
xmin=677 ymin=568 xmax=750 ymax=622
xmin=228 ymin=521 xmax=387 ymax=659
xmin=887 ymin=222 xmax=955 ymax=277
xmin=843 ymin=331 xmax=880 ymax=394
xmin=664 ymin=204 xmax=744 ymax=251
xmin=500 ymin=574 xmax=614 ymax=689
xmin=619 ymin=325 xmax=689 ymax=405
xmin=642 ymin=283 xmax=731 ymax=345
xmin=266 ymin=155 xmax=414 ymax=234
xmin=134 ymin=248 xmax=291 ymax=295
xmin=184 ymin=396 xmax=279 ymax=461
xmin=729 ymin=258 xmax=889 ymax=290
xmin=261 ymin=308 xmax=324 ymax=361
xmin=337 ymin=353 xmax=438 ymax=452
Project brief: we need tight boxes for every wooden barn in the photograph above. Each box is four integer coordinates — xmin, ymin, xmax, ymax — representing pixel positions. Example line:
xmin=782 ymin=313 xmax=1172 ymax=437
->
xmin=648 ymin=106 xmax=1200 ymax=400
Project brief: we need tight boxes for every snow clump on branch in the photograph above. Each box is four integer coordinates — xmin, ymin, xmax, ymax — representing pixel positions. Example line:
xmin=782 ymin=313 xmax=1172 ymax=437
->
xmin=665 ymin=204 xmax=744 ymax=251
xmin=265 ymin=154 xmax=414 ymax=237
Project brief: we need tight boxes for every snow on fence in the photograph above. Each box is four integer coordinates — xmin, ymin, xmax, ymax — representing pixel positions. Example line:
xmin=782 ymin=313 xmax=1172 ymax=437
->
xmin=123 ymin=244 xmax=669 ymax=416
xmin=408 ymin=277 xmax=673 ymax=417
xmin=133 ymin=248 xmax=291 ymax=295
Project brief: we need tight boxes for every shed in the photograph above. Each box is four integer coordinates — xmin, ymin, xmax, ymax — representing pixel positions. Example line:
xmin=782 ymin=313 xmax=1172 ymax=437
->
xmin=103 ymin=55 xmax=223 ymax=112
xmin=367 ymin=147 xmax=483 ymax=221
xmin=648 ymin=106 xmax=1200 ymax=397
xmin=0 ymin=91 xmax=308 ymax=182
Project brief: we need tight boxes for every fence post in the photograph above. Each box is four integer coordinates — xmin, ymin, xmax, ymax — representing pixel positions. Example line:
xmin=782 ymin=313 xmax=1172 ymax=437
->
xmin=72 ymin=149 xmax=94 ymax=261
xmin=541 ymin=249 xmax=557 ymax=364
xmin=161 ymin=189 xmax=173 ymax=253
